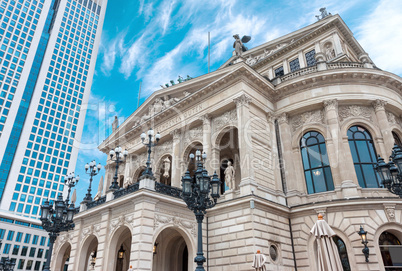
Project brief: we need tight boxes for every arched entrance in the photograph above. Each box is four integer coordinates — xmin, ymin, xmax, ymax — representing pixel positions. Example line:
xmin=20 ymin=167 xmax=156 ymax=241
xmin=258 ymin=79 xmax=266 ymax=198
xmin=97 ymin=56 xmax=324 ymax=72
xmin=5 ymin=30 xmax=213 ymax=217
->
xmin=152 ymin=228 xmax=191 ymax=271
xmin=77 ymin=235 xmax=98 ymax=271
xmin=106 ymin=226 xmax=132 ymax=271
xmin=53 ymin=242 xmax=71 ymax=271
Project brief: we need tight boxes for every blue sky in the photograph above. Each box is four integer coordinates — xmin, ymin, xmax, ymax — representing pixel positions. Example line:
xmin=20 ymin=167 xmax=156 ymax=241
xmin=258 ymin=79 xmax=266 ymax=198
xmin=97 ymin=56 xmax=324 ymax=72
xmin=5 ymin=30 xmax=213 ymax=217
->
xmin=72 ymin=0 xmax=402 ymax=202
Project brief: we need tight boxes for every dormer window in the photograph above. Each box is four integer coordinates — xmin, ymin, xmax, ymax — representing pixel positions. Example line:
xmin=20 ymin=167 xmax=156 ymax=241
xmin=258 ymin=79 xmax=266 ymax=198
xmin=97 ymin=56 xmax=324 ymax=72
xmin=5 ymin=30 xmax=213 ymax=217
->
xmin=289 ymin=58 xmax=300 ymax=72
xmin=274 ymin=66 xmax=284 ymax=77
xmin=305 ymin=49 xmax=316 ymax=67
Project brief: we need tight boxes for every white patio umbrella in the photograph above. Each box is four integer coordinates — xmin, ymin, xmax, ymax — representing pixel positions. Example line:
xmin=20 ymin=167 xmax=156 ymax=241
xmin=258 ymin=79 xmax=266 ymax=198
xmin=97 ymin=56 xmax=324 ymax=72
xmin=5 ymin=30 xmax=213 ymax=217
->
xmin=310 ymin=214 xmax=343 ymax=271
xmin=94 ymin=176 xmax=103 ymax=201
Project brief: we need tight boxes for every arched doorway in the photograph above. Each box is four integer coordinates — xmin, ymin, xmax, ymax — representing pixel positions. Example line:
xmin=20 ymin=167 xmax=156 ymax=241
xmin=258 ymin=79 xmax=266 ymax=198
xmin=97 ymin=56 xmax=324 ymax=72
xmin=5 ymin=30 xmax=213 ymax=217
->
xmin=152 ymin=228 xmax=191 ymax=271
xmin=217 ymin=128 xmax=240 ymax=193
xmin=77 ymin=235 xmax=98 ymax=271
xmin=106 ymin=226 xmax=132 ymax=271
xmin=379 ymin=231 xmax=402 ymax=269
xmin=53 ymin=242 xmax=71 ymax=271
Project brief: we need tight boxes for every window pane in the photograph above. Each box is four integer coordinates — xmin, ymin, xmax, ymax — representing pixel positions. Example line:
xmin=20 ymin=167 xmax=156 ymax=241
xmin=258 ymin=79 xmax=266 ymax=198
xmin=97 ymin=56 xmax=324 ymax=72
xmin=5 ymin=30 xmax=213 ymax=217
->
xmin=356 ymin=141 xmax=371 ymax=163
xmin=301 ymin=148 xmax=310 ymax=170
xmin=324 ymin=167 xmax=334 ymax=191
xmin=312 ymin=168 xmax=327 ymax=193
xmin=349 ymin=142 xmax=358 ymax=163
xmin=320 ymin=144 xmax=329 ymax=166
xmin=308 ymin=145 xmax=322 ymax=168
xmin=305 ymin=172 xmax=314 ymax=194
xmin=362 ymin=164 xmax=378 ymax=188
xmin=354 ymin=165 xmax=365 ymax=188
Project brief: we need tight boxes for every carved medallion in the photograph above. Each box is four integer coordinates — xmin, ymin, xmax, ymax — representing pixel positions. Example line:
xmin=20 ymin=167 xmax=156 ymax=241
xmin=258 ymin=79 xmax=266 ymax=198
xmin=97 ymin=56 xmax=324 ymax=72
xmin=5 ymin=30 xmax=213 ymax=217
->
xmin=213 ymin=109 xmax=237 ymax=132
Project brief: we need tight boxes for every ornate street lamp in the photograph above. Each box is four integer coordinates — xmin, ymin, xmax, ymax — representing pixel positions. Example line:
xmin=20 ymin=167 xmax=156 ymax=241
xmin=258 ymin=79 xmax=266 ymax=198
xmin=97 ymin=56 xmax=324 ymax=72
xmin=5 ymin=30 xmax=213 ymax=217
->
xmin=375 ymin=144 xmax=402 ymax=197
xmin=90 ymin=251 xmax=96 ymax=270
xmin=40 ymin=193 xmax=76 ymax=271
xmin=83 ymin=160 xmax=102 ymax=202
xmin=0 ymin=257 xmax=16 ymax=271
xmin=64 ymin=172 xmax=79 ymax=204
xmin=181 ymin=150 xmax=221 ymax=271
xmin=109 ymin=146 xmax=128 ymax=190
xmin=140 ymin=129 xmax=161 ymax=178
xmin=357 ymin=225 xmax=369 ymax=262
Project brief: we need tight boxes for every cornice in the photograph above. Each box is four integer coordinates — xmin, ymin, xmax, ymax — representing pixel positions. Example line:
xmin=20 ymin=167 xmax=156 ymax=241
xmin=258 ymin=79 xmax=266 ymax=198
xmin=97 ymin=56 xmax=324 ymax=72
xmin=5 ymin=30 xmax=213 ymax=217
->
xmin=274 ymin=68 xmax=402 ymax=102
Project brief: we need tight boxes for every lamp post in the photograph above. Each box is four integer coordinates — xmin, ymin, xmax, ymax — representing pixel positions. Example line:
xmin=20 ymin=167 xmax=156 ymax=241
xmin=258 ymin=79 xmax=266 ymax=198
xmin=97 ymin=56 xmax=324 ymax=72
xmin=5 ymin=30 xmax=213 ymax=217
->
xmin=40 ymin=193 xmax=76 ymax=271
xmin=181 ymin=150 xmax=221 ymax=271
xmin=140 ymin=129 xmax=161 ymax=178
xmin=357 ymin=225 xmax=369 ymax=262
xmin=64 ymin=172 xmax=79 ymax=204
xmin=0 ymin=257 xmax=16 ymax=271
xmin=90 ymin=251 xmax=96 ymax=270
xmin=375 ymin=144 xmax=402 ymax=197
xmin=109 ymin=146 xmax=128 ymax=190
xmin=83 ymin=161 xmax=102 ymax=202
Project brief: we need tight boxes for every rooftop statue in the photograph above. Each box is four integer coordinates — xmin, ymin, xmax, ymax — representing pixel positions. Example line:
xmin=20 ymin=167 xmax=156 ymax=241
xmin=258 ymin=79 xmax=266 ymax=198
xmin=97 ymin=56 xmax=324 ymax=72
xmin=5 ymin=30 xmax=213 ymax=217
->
xmin=233 ymin=34 xmax=251 ymax=57
xmin=315 ymin=7 xmax=331 ymax=20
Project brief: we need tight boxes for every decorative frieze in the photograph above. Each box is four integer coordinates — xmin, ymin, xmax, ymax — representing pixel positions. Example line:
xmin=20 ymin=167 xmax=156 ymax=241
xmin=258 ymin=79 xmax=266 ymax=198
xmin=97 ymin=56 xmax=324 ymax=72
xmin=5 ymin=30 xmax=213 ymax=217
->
xmin=290 ymin=110 xmax=324 ymax=132
xmin=386 ymin=112 xmax=401 ymax=126
xmin=154 ymin=140 xmax=173 ymax=158
xmin=338 ymin=105 xmax=373 ymax=122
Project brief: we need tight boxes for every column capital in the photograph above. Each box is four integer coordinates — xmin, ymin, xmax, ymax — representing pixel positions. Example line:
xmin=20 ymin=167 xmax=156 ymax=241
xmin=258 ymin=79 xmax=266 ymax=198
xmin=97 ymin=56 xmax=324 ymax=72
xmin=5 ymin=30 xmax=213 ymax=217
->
xmin=266 ymin=112 xmax=275 ymax=124
xmin=198 ymin=113 xmax=212 ymax=125
xmin=277 ymin=112 xmax=288 ymax=124
xmin=169 ymin=129 xmax=181 ymax=140
xmin=233 ymin=94 xmax=252 ymax=108
xmin=372 ymin=99 xmax=387 ymax=112
xmin=323 ymin=99 xmax=338 ymax=111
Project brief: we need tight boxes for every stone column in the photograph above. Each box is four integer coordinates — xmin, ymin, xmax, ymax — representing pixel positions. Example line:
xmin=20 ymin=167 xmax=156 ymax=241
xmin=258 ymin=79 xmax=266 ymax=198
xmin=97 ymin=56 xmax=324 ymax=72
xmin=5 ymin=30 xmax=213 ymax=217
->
xmin=95 ymin=210 xmax=111 ymax=270
xmin=323 ymin=100 xmax=342 ymax=186
xmin=199 ymin=114 xmax=212 ymax=173
xmin=211 ymin=147 xmax=220 ymax=175
xmin=170 ymin=129 xmax=181 ymax=188
xmin=276 ymin=113 xmax=299 ymax=193
xmin=373 ymin=100 xmax=393 ymax=155
xmin=67 ymin=219 xmax=83 ymax=271
xmin=234 ymin=94 xmax=257 ymax=195
xmin=324 ymin=99 xmax=359 ymax=198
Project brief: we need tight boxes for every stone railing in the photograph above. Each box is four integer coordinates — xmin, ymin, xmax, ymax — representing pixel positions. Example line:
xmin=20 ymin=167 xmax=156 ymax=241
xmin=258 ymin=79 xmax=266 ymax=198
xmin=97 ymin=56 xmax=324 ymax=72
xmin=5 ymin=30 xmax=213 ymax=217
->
xmin=155 ymin=182 xmax=182 ymax=199
xmin=86 ymin=196 xmax=107 ymax=210
xmin=280 ymin=66 xmax=318 ymax=82
xmin=327 ymin=62 xmax=364 ymax=69
xmin=276 ymin=62 xmax=367 ymax=84
xmin=113 ymin=182 xmax=140 ymax=199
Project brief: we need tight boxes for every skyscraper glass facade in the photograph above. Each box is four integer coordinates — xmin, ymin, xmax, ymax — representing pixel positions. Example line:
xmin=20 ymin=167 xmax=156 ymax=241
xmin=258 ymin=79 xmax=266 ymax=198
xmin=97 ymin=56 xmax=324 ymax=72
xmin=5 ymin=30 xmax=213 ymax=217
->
xmin=0 ymin=0 xmax=104 ymax=217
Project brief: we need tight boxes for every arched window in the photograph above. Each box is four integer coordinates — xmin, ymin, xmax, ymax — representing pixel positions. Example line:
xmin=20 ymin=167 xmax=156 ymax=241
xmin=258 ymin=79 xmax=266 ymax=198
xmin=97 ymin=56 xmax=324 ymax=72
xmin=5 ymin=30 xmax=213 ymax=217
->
xmin=379 ymin=231 xmax=402 ymax=269
xmin=393 ymin=132 xmax=402 ymax=147
xmin=347 ymin=125 xmax=380 ymax=188
xmin=300 ymin=131 xmax=334 ymax=194
xmin=333 ymin=236 xmax=351 ymax=271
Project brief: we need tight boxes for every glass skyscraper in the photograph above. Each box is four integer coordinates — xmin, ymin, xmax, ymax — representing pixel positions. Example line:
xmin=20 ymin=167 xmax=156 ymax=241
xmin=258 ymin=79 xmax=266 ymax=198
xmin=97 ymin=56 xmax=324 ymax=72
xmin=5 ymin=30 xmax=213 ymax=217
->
xmin=0 ymin=0 xmax=107 ymax=268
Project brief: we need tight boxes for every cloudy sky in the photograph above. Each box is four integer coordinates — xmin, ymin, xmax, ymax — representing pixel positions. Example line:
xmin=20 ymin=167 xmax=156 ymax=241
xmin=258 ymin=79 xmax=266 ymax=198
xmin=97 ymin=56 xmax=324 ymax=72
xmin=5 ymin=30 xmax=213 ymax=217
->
xmin=72 ymin=0 xmax=402 ymax=201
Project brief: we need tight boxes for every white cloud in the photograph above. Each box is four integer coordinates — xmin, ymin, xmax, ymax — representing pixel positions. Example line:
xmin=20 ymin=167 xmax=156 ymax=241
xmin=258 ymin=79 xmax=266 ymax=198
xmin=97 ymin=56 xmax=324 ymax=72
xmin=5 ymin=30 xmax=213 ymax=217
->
xmin=159 ymin=0 xmax=176 ymax=35
xmin=355 ymin=0 xmax=402 ymax=76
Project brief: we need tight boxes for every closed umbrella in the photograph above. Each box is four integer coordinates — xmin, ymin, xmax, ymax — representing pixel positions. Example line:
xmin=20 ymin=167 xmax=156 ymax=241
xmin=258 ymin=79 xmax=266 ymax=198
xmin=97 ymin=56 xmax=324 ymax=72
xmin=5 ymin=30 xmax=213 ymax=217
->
xmin=71 ymin=189 xmax=77 ymax=204
xmin=252 ymin=250 xmax=266 ymax=271
xmin=310 ymin=214 xmax=343 ymax=271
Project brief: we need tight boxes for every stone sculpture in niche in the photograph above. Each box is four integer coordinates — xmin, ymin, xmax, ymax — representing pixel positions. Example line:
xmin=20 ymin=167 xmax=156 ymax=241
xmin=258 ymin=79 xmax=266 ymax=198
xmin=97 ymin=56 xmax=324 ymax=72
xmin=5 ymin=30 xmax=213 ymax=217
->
xmin=224 ymin=161 xmax=236 ymax=190
xmin=325 ymin=43 xmax=335 ymax=60
xmin=163 ymin=157 xmax=171 ymax=179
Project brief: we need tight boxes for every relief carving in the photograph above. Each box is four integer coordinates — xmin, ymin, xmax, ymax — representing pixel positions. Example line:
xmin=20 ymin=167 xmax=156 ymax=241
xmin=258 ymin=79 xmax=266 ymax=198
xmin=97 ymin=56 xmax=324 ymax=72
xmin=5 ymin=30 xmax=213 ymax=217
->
xmin=277 ymin=113 xmax=288 ymax=124
xmin=233 ymin=94 xmax=252 ymax=107
xmin=213 ymin=109 xmax=237 ymax=132
xmin=386 ymin=112 xmax=401 ymax=126
xmin=290 ymin=110 xmax=324 ymax=132
xmin=245 ymin=43 xmax=289 ymax=66
xmin=384 ymin=204 xmax=396 ymax=222
xmin=154 ymin=214 xmax=196 ymax=237
xmin=184 ymin=126 xmax=203 ymax=145
xmin=154 ymin=140 xmax=173 ymax=158
xmin=338 ymin=105 xmax=373 ymax=122
xmin=372 ymin=99 xmax=387 ymax=112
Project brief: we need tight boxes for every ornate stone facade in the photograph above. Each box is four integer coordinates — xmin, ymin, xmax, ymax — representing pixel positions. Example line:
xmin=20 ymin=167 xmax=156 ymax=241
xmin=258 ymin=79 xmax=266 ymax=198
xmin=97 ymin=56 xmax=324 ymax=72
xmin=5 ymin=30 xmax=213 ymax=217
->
xmin=53 ymin=14 xmax=402 ymax=271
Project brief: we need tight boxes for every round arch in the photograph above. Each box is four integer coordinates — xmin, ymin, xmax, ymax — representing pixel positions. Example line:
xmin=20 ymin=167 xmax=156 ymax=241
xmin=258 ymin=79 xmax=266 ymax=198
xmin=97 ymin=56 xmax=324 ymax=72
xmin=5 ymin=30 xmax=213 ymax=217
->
xmin=340 ymin=118 xmax=384 ymax=151
xmin=291 ymin=123 xmax=329 ymax=149
xmin=181 ymin=141 xmax=203 ymax=175
xmin=212 ymin=124 xmax=238 ymax=149
xmin=53 ymin=241 xmax=71 ymax=271
xmin=105 ymin=225 xmax=132 ymax=271
xmin=373 ymin=222 xmax=402 ymax=270
xmin=77 ymin=234 xmax=98 ymax=271
xmin=152 ymin=225 xmax=196 ymax=271
xmin=182 ymin=141 xmax=203 ymax=161
xmin=391 ymin=128 xmax=402 ymax=147
xmin=132 ymin=166 xmax=146 ymax=183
